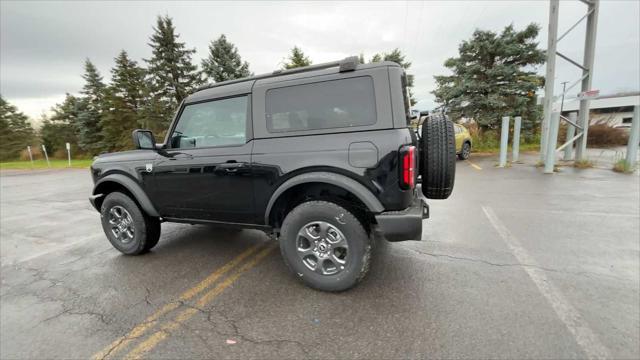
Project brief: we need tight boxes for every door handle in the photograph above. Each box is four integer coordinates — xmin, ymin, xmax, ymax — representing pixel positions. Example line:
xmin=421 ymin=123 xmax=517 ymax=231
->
xmin=168 ymin=153 xmax=194 ymax=160
xmin=218 ymin=163 xmax=244 ymax=173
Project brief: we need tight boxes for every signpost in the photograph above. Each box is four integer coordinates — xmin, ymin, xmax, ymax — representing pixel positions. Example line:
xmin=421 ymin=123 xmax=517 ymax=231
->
xmin=66 ymin=142 xmax=71 ymax=167
xmin=27 ymin=146 xmax=34 ymax=168
xmin=41 ymin=144 xmax=50 ymax=168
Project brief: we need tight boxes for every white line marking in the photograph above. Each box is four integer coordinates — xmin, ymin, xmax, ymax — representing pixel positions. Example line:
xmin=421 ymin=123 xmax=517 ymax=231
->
xmin=3 ymin=234 xmax=102 ymax=266
xmin=482 ymin=205 xmax=609 ymax=359
xmin=493 ymin=207 xmax=639 ymax=219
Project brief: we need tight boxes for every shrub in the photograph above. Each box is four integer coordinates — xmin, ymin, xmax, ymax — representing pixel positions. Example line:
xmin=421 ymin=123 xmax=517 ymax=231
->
xmin=613 ymin=159 xmax=634 ymax=173
xmin=574 ymin=159 xmax=594 ymax=169
xmin=586 ymin=120 xmax=628 ymax=147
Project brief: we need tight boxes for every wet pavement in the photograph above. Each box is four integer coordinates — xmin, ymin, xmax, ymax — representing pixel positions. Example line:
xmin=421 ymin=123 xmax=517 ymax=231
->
xmin=1 ymin=156 xmax=638 ymax=359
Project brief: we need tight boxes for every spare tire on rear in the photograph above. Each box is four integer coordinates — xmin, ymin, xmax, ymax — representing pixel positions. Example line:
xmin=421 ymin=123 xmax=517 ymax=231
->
xmin=420 ymin=117 xmax=456 ymax=199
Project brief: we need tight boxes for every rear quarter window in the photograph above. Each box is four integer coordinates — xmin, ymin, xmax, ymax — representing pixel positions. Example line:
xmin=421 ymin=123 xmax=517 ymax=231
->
xmin=265 ymin=76 xmax=376 ymax=133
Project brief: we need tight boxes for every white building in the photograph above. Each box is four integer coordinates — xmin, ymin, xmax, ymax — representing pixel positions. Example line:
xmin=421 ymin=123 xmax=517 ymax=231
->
xmin=555 ymin=92 xmax=639 ymax=128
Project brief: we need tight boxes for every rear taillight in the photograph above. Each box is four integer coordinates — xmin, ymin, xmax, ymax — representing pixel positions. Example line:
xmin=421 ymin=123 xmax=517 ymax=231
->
xmin=399 ymin=145 xmax=416 ymax=190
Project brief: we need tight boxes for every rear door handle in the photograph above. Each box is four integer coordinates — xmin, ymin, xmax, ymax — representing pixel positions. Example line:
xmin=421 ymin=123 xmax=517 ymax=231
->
xmin=218 ymin=163 xmax=244 ymax=173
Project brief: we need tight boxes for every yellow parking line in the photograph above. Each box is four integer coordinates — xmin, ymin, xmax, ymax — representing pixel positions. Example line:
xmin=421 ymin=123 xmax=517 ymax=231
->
xmin=92 ymin=242 xmax=265 ymax=360
xmin=466 ymin=160 xmax=482 ymax=170
xmin=124 ymin=244 xmax=276 ymax=360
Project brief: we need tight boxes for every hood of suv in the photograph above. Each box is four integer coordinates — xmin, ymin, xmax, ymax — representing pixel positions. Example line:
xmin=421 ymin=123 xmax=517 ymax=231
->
xmin=93 ymin=150 xmax=157 ymax=164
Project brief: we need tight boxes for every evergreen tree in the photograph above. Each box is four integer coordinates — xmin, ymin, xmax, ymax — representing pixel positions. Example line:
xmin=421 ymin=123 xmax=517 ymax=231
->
xmin=145 ymin=15 xmax=201 ymax=131
xmin=41 ymin=94 xmax=80 ymax=155
xmin=283 ymin=46 xmax=312 ymax=69
xmin=102 ymin=50 xmax=148 ymax=150
xmin=370 ymin=53 xmax=382 ymax=63
xmin=202 ymin=34 xmax=251 ymax=83
xmin=432 ymin=24 xmax=545 ymax=133
xmin=77 ymin=59 xmax=107 ymax=155
xmin=0 ymin=96 xmax=35 ymax=161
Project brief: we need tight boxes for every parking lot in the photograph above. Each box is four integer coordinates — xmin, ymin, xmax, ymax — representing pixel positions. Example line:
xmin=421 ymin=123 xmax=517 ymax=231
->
xmin=1 ymin=155 xmax=638 ymax=359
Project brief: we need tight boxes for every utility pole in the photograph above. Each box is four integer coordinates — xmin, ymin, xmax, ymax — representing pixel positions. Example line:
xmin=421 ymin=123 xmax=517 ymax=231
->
xmin=540 ymin=0 xmax=560 ymax=163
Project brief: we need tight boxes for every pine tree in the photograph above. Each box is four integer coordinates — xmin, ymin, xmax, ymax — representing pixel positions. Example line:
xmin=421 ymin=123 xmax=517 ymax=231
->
xmin=0 ymin=96 xmax=35 ymax=160
xmin=370 ymin=53 xmax=382 ymax=63
xmin=433 ymin=24 xmax=545 ymax=133
xmin=77 ymin=59 xmax=106 ymax=155
xmin=41 ymin=94 xmax=80 ymax=155
xmin=202 ymin=34 xmax=251 ymax=83
xmin=102 ymin=50 xmax=148 ymax=150
xmin=145 ymin=15 xmax=201 ymax=131
xmin=283 ymin=46 xmax=312 ymax=69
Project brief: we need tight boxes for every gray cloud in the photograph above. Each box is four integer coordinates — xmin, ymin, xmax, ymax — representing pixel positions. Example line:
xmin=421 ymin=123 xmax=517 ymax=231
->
xmin=1 ymin=0 xmax=638 ymax=119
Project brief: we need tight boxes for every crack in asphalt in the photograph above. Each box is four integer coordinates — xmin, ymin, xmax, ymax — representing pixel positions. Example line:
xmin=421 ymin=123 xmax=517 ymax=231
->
xmin=174 ymin=301 xmax=313 ymax=357
xmin=40 ymin=308 xmax=110 ymax=326
xmin=406 ymin=247 xmax=630 ymax=282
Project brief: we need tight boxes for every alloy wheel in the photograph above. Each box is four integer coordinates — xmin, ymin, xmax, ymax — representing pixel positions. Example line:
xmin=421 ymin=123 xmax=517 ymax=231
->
xmin=108 ymin=205 xmax=135 ymax=244
xmin=296 ymin=221 xmax=349 ymax=275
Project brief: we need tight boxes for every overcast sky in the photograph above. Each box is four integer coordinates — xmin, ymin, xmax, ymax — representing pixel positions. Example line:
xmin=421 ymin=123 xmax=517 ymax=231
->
xmin=1 ymin=0 xmax=639 ymax=121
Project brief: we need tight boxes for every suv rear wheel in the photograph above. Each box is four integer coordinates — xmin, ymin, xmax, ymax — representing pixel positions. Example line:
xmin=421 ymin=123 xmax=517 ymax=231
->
xmin=420 ymin=118 xmax=456 ymax=199
xmin=279 ymin=201 xmax=371 ymax=292
xmin=100 ymin=192 xmax=161 ymax=255
xmin=459 ymin=141 xmax=471 ymax=160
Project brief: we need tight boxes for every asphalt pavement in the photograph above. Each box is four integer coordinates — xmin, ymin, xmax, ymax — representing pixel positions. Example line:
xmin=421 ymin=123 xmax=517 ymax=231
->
xmin=1 ymin=155 xmax=638 ymax=359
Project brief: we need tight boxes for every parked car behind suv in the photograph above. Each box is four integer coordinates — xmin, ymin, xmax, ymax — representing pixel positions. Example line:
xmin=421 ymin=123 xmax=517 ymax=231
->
xmin=454 ymin=124 xmax=472 ymax=160
xmin=89 ymin=57 xmax=456 ymax=291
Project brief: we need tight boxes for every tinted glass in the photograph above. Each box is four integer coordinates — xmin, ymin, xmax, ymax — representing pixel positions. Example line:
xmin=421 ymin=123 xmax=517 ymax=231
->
xmin=171 ymin=96 xmax=248 ymax=148
xmin=266 ymin=76 xmax=376 ymax=133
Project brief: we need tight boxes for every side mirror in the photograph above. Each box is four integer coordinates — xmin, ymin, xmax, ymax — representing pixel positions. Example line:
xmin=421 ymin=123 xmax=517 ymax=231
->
xmin=132 ymin=129 xmax=156 ymax=150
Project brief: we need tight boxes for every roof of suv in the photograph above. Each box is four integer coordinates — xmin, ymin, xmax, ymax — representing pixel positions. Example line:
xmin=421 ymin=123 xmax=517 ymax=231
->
xmin=185 ymin=58 xmax=400 ymax=104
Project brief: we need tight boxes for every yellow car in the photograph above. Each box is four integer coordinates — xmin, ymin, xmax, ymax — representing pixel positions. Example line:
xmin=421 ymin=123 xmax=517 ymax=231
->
xmin=454 ymin=124 xmax=472 ymax=160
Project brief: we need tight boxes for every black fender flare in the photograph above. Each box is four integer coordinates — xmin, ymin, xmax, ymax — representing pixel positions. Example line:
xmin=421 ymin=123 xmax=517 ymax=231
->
xmin=93 ymin=174 xmax=160 ymax=217
xmin=264 ymin=171 xmax=384 ymax=224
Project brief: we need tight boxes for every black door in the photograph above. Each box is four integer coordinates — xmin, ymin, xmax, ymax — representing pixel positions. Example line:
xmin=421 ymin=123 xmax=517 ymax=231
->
xmin=152 ymin=95 xmax=255 ymax=224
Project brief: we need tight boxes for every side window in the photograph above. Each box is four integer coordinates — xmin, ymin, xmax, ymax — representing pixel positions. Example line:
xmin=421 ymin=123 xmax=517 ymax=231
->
xmin=266 ymin=76 xmax=376 ymax=133
xmin=170 ymin=96 xmax=248 ymax=149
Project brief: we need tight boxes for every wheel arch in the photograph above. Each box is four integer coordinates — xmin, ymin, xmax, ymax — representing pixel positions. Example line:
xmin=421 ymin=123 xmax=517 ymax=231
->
xmin=93 ymin=174 xmax=160 ymax=217
xmin=264 ymin=172 xmax=384 ymax=226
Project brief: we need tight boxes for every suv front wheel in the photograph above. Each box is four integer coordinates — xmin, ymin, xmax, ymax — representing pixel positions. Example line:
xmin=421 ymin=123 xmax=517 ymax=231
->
xmin=279 ymin=201 xmax=371 ymax=292
xmin=100 ymin=192 xmax=161 ymax=255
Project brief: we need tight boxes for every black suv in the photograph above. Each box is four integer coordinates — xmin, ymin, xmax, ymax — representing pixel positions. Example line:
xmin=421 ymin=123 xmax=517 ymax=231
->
xmin=89 ymin=57 xmax=456 ymax=291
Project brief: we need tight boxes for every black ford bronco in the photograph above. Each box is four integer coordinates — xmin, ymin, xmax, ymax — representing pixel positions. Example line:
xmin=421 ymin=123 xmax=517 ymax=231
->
xmin=90 ymin=57 xmax=456 ymax=291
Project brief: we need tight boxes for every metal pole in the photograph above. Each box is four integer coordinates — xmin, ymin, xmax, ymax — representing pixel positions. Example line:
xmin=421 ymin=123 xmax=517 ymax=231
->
xmin=625 ymin=106 xmax=639 ymax=171
xmin=499 ymin=116 xmax=510 ymax=167
xmin=66 ymin=142 xmax=71 ymax=167
xmin=575 ymin=0 xmax=599 ymax=161
xmin=540 ymin=0 xmax=560 ymax=163
xmin=41 ymin=144 xmax=50 ymax=168
xmin=27 ymin=146 xmax=34 ymax=168
xmin=512 ymin=116 xmax=522 ymax=163
xmin=564 ymin=112 xmax=577 ymax=160
xmin=544 ymin=112 xmax=560 ymax=173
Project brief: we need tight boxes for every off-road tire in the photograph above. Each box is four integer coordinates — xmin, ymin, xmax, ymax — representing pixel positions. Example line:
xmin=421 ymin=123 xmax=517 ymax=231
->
xmin=458 ymin=141 xmax=471 ymax=160
xmin=100 ymin=192 xmax=161 ymax=255
xmin=279 ymin=201 xmax=371 ymax=292
xmin=420 ymin=118 xmax=456 ymax=199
